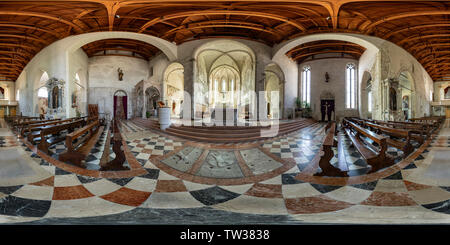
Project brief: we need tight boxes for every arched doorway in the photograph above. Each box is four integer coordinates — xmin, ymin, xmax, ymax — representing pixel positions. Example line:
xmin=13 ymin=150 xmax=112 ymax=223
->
xmin=145 ymin=86 xmax=160 ymax=117
xmin=163 ymin=62 xmax=184 ymax=118
xmin=114 ymin=90 xmax=127 ymax=120
xmin=399 ymin=71 xmax=415 ymax=120
xmin=264 ymin=63 xmax=285 ymax=119
xmin=194 ymin=40 xmax=255 ymax=120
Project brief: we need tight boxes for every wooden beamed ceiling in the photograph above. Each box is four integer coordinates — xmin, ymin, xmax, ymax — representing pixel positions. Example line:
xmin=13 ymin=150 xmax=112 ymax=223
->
xmin=81 ymin=38 xmax=160 ymax=60
xmin=0 ymin=0 xmax=449 ymax=81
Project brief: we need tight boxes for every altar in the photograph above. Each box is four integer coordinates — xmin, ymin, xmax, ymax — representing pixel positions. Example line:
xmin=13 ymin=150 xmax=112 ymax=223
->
xmin=211 ymin=105 xmax=238 ymax=125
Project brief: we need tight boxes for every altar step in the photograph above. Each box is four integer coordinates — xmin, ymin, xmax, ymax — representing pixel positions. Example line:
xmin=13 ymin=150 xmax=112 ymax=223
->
xmin=131 ymin=117 xmax=316 ymax=143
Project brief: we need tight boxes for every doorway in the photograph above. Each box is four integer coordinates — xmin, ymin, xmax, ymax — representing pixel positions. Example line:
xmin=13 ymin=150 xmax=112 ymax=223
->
xmin=446 ymin=107 xmax=450 ymax=118
xmin=113 ymin=90 xmax=127 ymax=120
xmin=320 ymin=99 xmax=335 ymax=122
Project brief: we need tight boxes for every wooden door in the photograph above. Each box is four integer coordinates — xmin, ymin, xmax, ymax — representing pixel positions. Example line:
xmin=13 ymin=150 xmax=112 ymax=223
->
xmin=0 ymin=107 xmax=4 ymax=118
xmin=446 ymin=107 xmax=450 ymax=118
xmin=10 ymin=107 xmax=16 ymax=116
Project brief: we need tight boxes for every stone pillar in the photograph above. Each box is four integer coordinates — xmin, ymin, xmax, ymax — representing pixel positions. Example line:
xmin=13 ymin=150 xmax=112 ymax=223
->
xmin=181 ymin=58 xmax=195 ymax=119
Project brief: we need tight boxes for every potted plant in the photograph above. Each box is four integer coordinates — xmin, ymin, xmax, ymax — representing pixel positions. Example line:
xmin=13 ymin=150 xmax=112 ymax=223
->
xmin=146 ymin=111 xmax=151 ymax=118
xmin=301 ymin=101 xmax=312 ymax=118
xmin=295 ymin=97 xmax=302 ymax=110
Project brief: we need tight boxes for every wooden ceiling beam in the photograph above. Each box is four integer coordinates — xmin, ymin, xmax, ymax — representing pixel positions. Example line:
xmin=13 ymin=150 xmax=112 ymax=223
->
xmin=291 ymin=50 xmax=363 ymax=61
xmin=382 ymin=23 xmax=450 ymax=40
xmin=286 ymin=41 xmax=365 ymax=56
xmin=161 ymin=23 xmax=284 ymax=39
xmin=137 ymin=10 xmax=307 ymax=33
xmin=363 ymin=10 xmax=450 ymax=33
xmin=0 ymin=10 xmax=84 ymax=32
xmin=0 ymin=33 xmax=50 ymax=45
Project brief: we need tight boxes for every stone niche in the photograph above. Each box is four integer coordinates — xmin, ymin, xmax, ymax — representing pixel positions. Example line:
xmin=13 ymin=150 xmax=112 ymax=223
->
xmin=45 ymin=78 xmax=66 ymax=119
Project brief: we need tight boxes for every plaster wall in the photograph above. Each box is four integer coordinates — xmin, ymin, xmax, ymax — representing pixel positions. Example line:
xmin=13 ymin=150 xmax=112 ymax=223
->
xmin=300 ymin=58 xmax=359 ymax=122
xmin=87 ymin=55 xmax=149 ymax=120
xmin=0 ymin=81 xmax=15 ymax=101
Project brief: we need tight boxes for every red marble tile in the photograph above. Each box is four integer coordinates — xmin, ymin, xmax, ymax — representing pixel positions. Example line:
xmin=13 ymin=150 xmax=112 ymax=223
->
xmin=284 ymin=195 xmax=353 ymax=214
xmin=29 ymin=176 xmax=54 ymax=187
xmin=360 ymin=191 xmax=417 ymax=206
xmin=245 ymin=183 xmax=283 ymax=198
xmin=141 ymin=149 xmax=153 ymax=154
xmin=154 ymin=180 xmax=188 ymax=192
xmin=100 ymin=187 xmax=151 ymax=207
xmin=136 ymin=144 xmax=145 ymax=148
xmin=53 ymin=185 xmax=95 ymax=200
xmin=403 ymin=180 xmax=432 ymax=191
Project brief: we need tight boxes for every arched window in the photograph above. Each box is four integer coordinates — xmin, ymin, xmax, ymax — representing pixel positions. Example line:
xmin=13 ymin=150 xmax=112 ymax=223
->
xmin=302 ymin=66 xmax=311 ymax=105
xmin=346 ymin=63 xmax=356 ymax=109
xmin=39 ymin=71 xmax=49 ymax=85
xmin=37 ymin=87 xmax=48 ymax=98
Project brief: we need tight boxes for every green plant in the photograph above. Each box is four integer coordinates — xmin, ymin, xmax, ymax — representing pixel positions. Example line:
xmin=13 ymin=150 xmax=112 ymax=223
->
xmin=146 ymin=111 xmax=151 ymax=118
xmin=295 ymin=97 xmax=302 ymax=108
xmin=301 ymin=101 xmax=312 ymax=118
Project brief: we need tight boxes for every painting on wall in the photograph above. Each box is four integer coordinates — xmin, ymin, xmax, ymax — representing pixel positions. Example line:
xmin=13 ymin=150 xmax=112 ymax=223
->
xmin=445 ymin=86 xmax=450 ymax=99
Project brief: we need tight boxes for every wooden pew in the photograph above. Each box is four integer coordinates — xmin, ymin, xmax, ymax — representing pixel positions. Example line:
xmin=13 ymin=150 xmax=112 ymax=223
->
xmin=15 ymin=118 xmax=59 ymax=134
xmin=342 ymin=119 xmax=394 ymax=173
xmin=364 ymin=121 xmax=414 ymax=158
xmin=58 ymin=119 xmax=104 ymax=167
xmin=100 ymin=119 xmax=128 ymax=171
xmin=314 ymin=121 xmax=348 ymax=177
xmin=37 ymin=119 xmax=84 ymax=154
xmin=25 ymin=118 xmax=79 ymax=144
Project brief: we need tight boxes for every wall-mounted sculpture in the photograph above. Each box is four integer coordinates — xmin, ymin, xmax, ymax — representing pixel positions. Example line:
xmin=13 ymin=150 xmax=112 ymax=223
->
xmin=45 ymin=77 xmax=65 ymax=117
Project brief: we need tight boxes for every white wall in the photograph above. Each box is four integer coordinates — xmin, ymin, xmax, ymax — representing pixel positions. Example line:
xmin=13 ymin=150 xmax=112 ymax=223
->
xmin=87 ymin=55 xmax=149 ymax=120
xmin=0 ymin=81 xmax=15 ymax=101
xmin=300 ymin=58 xmax=359 ymax=121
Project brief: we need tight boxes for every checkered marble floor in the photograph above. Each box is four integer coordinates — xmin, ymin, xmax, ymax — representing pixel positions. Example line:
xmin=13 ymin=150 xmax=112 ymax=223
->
xmin=261 ymin=123 xmax=325 ymax=171
xmin=126 ymin=133 xmax=183 ymax=166
xmin=1 ymin=118 xmax=450 ymax=224
xmin=1 ymin=139 xmax=450 ymax=224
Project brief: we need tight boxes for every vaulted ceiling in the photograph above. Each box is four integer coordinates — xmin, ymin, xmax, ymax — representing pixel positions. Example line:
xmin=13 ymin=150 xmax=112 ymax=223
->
xmin=286 ymin=40 xmax=366 ymax=64
xmin=0 ymin=0 xmax=449 ymax=81
xmin=81 ymin=38 xmax=160 ymax=60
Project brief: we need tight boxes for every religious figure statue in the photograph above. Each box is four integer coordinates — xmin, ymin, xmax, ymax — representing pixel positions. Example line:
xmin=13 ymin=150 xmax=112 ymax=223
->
xmin=0 ymin=87 xmax=4 ymax=99
xmin=118 ymin=68 xmax=124 ymax=81
xmin=325 ymin=72 xmax=330 ymax=83
xmin=389 ymin=88 xmax=397 ymax=111
xmin=52 ymin=86 xmax=59 ymax=109
xmin=72 ymin=91 xmax=78 ymax=108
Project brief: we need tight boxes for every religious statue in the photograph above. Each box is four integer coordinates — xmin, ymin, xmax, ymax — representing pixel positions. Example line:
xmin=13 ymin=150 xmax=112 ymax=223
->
xmin=0 ymin=87 xmax=4 ymax=99
xmin=389 ymin=88 xmax=397 ymax=111
xmin=52 ymin=86 xmax=59 ymax=109
xmin=325 ymin=72 xmax=330 ymax=83
xmin=118 ymin=68 xmax=124 ymax=81
xmin=402 ymin=96 xmax=409 ymax=109
xmin=72 ymin=91 xmax=78 ymax=108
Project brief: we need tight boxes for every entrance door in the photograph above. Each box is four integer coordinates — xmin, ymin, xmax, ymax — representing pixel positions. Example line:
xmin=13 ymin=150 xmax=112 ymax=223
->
xmin=0 ymin=107 xmax=4 ymax=118
xmin=446 ymin=107 xmax=450 ymax=118
xmin=320 ymin=100 xmax=335 ymax=122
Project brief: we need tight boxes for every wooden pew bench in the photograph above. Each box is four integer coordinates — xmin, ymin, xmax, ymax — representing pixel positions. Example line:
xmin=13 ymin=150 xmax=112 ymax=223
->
xmin=25 ymin=118 xmax=79 ymax=144
xmin=37 ymin=119 xmax=84 ymax=155
xmin=364 ymin=121 xmax=414 ymax=158
xmin=314 ymin=121 xmax=348 ymax=177
xmin=58 ymin=120 xmax=104 ymax=167
xmin=342 ymin=119 xmax=394 ymax=173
